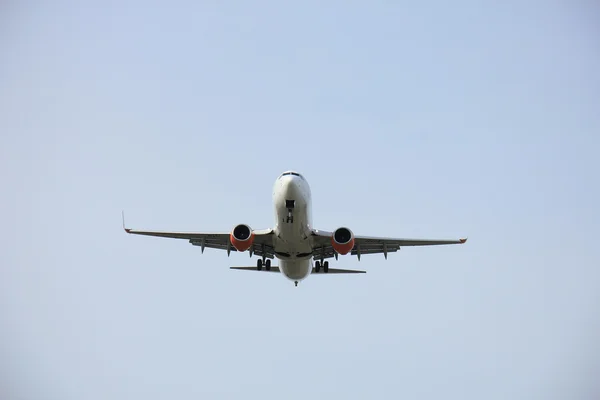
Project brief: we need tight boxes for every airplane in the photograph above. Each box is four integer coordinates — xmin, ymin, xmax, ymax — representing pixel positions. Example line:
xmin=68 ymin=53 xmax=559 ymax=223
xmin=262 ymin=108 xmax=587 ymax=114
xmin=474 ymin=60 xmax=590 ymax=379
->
xmin=123 ymin=170 xmax=467 ymax=287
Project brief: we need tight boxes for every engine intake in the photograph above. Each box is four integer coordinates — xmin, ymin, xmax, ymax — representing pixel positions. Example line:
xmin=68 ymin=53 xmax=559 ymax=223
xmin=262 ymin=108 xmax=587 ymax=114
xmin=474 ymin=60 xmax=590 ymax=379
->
xmin=331 ymin=227 xmax=355 ymax=255
xmin=230 ymin=224 xmax=255 ymax=252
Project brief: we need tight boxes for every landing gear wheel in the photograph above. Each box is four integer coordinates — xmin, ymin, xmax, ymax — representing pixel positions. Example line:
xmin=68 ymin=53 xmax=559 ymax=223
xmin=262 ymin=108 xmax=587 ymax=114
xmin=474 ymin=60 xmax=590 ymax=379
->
xmin=257 ymin=259 xmax=263 ymax=271
xmin=324 ymin=261 xmax=329 ymax=273
xmin=315 ymin=261 xmax=321 ymax=273
xmin=265 ymin=259 xmax=271 ymax=271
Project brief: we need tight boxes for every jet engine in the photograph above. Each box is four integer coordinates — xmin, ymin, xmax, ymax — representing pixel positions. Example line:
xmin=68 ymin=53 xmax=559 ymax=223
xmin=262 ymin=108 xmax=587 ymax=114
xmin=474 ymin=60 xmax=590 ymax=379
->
xmin=331 ymin=227 xmax=355 ymax=255
xmin=230 ymin=224 xmax=255 ymax=252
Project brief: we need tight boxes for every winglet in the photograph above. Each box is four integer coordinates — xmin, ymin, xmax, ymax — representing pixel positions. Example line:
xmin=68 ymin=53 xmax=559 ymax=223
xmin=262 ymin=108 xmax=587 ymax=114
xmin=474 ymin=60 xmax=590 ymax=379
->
xmin=122 ymin=211 xmax=131 ymax=233
xmin=459 ymin=237 xmax=468 ymax=244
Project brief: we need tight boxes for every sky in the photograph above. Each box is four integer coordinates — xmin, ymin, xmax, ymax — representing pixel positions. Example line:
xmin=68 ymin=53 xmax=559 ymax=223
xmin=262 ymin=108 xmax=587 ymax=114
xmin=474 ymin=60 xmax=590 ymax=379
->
xmin=1 ymin=1 xmax=599 ymax=399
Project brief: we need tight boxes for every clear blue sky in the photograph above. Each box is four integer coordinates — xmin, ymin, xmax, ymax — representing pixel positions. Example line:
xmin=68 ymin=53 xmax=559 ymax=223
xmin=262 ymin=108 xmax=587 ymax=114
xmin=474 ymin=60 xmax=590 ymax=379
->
xmin=2 ymin=2 xmax=599 ymax=399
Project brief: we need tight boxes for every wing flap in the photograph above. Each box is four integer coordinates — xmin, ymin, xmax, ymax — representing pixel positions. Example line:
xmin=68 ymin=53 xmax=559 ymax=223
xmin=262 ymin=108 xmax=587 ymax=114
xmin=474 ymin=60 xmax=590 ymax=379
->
xmin=123 ymin=213 xmax=276 ymax=259
xmin=125 ymin=228 xmax=227 ymax=240
xmin=354 ymin=236 xmax=467 ymax=246
xmin=310 ymin=229 xmax=467 ymax=260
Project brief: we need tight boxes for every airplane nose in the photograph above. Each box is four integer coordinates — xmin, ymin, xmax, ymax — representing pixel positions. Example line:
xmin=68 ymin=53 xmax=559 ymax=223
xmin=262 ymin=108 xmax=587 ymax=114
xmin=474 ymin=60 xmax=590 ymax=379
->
xmin=282 ymin=177 xmax=301 ymax=198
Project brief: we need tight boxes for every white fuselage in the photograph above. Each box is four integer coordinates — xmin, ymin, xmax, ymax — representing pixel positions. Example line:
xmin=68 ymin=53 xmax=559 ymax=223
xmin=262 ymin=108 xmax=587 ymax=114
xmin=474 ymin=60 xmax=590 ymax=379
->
xmin=272 ymin=173 xmax=314 ymax=283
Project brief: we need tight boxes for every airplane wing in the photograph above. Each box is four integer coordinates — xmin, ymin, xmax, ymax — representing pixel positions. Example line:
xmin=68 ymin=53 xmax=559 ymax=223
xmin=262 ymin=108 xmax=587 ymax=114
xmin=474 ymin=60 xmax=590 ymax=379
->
xmin=123 ymin=215 xmax=276 ymax=259
xmin=310 ymin=229 xmax=467 ymax=260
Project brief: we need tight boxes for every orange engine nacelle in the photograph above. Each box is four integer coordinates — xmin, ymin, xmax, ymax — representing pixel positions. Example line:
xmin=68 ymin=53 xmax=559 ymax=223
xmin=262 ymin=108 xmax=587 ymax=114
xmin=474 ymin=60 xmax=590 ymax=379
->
xmin=230 ymin=224 xmax=255 ymax=252
xmin=331 ymin=227 xmax=355 ymax=255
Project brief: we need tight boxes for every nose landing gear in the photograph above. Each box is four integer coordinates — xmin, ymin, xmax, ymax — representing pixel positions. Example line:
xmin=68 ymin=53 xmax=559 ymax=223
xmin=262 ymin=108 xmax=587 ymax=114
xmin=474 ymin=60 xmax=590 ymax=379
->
xmin=285 ymin=199 xmax=294 ymax=223
xmin=294 ymin=281 xmax=298 ymax=287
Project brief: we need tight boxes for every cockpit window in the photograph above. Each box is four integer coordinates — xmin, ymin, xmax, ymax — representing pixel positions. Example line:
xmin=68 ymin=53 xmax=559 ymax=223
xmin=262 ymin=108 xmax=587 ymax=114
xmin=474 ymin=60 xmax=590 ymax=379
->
xmin=280 ymin=172 xmax=303 ymax=179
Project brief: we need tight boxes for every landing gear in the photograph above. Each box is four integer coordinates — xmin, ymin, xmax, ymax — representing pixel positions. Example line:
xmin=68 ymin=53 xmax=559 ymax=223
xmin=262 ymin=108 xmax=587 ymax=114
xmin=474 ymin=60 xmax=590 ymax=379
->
xmin=257 ymin=258 xmax=271 ymax=271
xmin=314 ymin=261 xmax=329 ymax=273
xmin=294 ymin=281 xmax=298 ymax=287
xmin=286 ymin=200 xmax=295 ymax=223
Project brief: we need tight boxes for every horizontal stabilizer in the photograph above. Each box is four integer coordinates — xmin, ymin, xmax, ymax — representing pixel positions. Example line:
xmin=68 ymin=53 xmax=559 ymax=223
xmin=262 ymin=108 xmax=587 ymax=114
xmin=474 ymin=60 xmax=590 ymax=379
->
xmin=312 ymin=268 xmax=366 ymax=274
xmin=230 ymin=266 xmax=281 ymax=273
xmin=229 ymin=266 xmax=365 ymax=274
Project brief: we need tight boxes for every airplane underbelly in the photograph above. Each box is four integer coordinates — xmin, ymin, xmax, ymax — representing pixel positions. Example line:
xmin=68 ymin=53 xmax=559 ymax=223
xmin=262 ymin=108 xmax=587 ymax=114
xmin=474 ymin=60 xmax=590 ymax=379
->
xmin=273 ymin=199 xmax=312 ymax=256
xmin=272 ymin=173 xmax=313 ymax=280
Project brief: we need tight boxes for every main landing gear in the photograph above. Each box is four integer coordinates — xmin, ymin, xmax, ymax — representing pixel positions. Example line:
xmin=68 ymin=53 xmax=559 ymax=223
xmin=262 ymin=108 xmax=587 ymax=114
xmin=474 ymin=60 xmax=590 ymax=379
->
xmin=314 ymin=260 xmax=329 ymax=273
xmin=256 ymin=258 xmax=271 ymax=271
